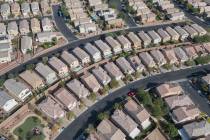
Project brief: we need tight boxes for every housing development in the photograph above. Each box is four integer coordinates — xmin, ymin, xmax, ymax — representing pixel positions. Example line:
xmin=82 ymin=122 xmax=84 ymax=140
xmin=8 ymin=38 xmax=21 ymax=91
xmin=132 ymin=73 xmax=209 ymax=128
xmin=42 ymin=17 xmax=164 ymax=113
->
xmin=1 ymin=0 xmax=210 ymax=140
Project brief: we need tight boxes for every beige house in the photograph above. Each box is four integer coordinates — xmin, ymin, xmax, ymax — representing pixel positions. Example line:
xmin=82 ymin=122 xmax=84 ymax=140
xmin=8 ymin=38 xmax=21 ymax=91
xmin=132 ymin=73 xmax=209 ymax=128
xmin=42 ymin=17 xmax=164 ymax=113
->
xmin=97 ymin=119 xmax=126 ymax=140
xmin=7 ymin=21 xmax=18 ymax=36
xmin=11 ymin=2 xmax=20 ymax=17
xmin=124 ymin=99 xmax=151 ymax=129
xmin=38 ymin=97 xmax=65 ymax=119
xmin=171 ymin=106 xmax=200 ymax=124
xmin=19 ymin=20 xmax=30 ymax=35
xmin=156 ymin=83 xmax=183 ymax=98
xmin=80 ymin=73 xmax=101 ymax=93
xmin=161 ymin=49 xmax=178 ymax=64
xmin=19 ymin=70 xmax=45 ymax=90
xmin=30 ymin=18 xmax=41 ymax=33
xmin=54 ymin=88 xmax=78 ymax=110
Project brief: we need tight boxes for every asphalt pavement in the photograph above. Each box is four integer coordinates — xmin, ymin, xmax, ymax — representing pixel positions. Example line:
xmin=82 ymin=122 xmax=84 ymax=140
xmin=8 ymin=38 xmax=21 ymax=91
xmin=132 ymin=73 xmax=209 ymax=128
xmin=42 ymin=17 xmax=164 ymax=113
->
xmin=52 ymin=5 xmax=78 ymax=42
xmin=56 ymin=64 xmax=210 ymax=140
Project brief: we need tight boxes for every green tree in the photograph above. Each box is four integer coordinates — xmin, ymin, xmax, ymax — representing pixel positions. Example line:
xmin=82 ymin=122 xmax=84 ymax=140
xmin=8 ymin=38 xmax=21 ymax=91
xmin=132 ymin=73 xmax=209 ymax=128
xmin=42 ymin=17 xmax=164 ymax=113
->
xmin=87 ymin=92 xmax=97 ymax=101
xmin=136 ymin=89 xmax=153 ymax=106
xmin=162 ymin=122 xmax=179 ymax=138
xmin=85 ymin=124 xmax=95 ymax=134
xmin=26 ymin=64 xmax=35 ymax=70
xmin=66 ymin=111 xmax=75 ymax=120
xmin=42 ymin=57 xmax=48 ymax=64
xmin=109 ymin=79 xmax=119 ymax=89
xmin=0 ymin=78 xmax=5 ymax=87
xmin=134 ymin=71 xmax=141 ymax=79
xmin=97 ymin=112 xmax=109 ymax=121
xmin=113 ymin=103 xmax=123 ymax=110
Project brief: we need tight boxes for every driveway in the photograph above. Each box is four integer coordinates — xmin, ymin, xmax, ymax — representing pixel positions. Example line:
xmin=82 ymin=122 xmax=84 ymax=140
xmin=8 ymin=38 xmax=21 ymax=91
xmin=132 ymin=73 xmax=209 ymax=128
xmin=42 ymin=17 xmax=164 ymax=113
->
xmin=56 ymin=64 xmax=210 ymax=140
xmin=52 ymin=5 xmax=78 ymax=42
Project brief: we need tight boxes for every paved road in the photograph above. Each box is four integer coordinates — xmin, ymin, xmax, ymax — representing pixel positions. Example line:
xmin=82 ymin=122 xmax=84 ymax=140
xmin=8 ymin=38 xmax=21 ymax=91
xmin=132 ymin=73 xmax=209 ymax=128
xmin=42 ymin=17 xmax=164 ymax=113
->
xmin=0 ymin=21 xmax=186 ymax=77
xmin=52 ymin=5 xmax=78 ymax=42
xmin=56 ymin=64 xmax=210 ymax=140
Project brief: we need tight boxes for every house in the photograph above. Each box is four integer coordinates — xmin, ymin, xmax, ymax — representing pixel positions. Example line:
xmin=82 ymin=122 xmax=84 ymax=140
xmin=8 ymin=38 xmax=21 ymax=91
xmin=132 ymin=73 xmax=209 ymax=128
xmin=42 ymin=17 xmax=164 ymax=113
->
xmin=143 ymin=128 xmax=167 ymax=140
xmin=7 ymin=21 xmax=18 ymax=36
xmin=174 ymin=47 xmax=189 ymax=62
xmin=107 ymin=18 xmax=124 ymax=28
xmin=84 ymin=43 xmax=102 ymax=62
xmin=138 ymin=31 xmax=152 ymax=47
xmin=4 ymin=79 xmax=32 ymax=102
xmin=127 ymin=55 xmax=145 ymax=72
xmin=40 ymin=0 xmax=50 ymax=15
xmin=60 ymin=51 xmax=81 ymax=71
xmin=111 ymin=109 xmax=140 ymax=139
xmin=36 ymin=31 xmax=56 ymax=43
xmin=92 ymin=66 xmax=111 ymax=86
xmin=104 ymin=62 xmax=124 ymax=80
xmin=203 ymin=43 xmax=210 ymax=53
xmin=174 ymin=26 xmax=189 ymax=41
xmin=95 ymin=39 xmax=112 ymax=58
xmin=171 ymin=105 xmax=200 ymax=124
xmin=11 ymin=2 xmax=20 ymax=17
xmin=183 ymin=25 xmax=198 ymax=38
xmin=20 ymin=36 xmax=32 ymax=54
xmin=0 ymin=50 xmax=11 ymax=63
xmin=66 ymin=79 xmax=90 ymax=98
xmin=139 ymin=52 xmax=156 ymax=68
xmin=161 ymin=49 xmax=178 ymax=64
xmin=168 ymin=12 xmax=185 ymax=21
xmin=165 ymin=26 xmax=180 ymax=41
xmin=19 ymin=70 xmax=45 ymax=90
xmin=31 ymin=18 xmax=41 ymax=33
xmin=0 ymin=90 xmax=18 ymax=112
xmin=156 ymin=83 xmax=183 ymax=98
xmin=19 ymin=20 xmax=30 ymax=35
xmin=30 ymin=2 xmax=40 ymax=15
xmin=115 ymin=57 xmax=135 ymax=75
xmin=35 ymin=62 xmax=58 ymax=85
xmin=191 ymin=24 xmax=207 ymax=36
xmin=79 ymin=23 xmax=97 ymax=34
xmin=105 ymin=36 xmax=122 ymax=55
xmin=181 ymin=120 xmax=210 ymax=139
xmin=127 ymin=32 xmax=142 ymax=49
xmin=80 ymin=72 xmax=101 ymax=93
xmin=124 ymin=99 xmax=151 ymax=129
xmin=54 ymin=88 xmax=77 ymax=110
xmin=157 ymin=28 xmax=171 ymax=43
xmin=1 ymin=3 xmax=10 ymax=19
xmin=150 ymin=50 xmax=167 ymax=66
xmin=72 ymin=47 xmax=91 ymax=65
xmin=41 ymin=18 xmax=53 ymax=31
xmin=73 ymin=18 xmax=92 ymax=27
xmin=97 ymin=119 xmax=126 ymax=140
xmin=38 ymin=97 xmax=65 ymax=119
xmin=183 ymin=46 xmax=198 ymax=59
xmin=164 ymin=95 xmax=194 ymax=110
xmin=147 ymin=30 xmax=161 ymax=44
xmin=48 ymin=57 xmax=69 ymax=78
xmin=117 ymin=35 xmax=132 ymax=52
xmin=0 ymin=23 xmax=6 ymax=35
xmin=194 ymin=45 xmax=207 ymax=56
xmin=21 ymin=2 xmax=30 ymax=17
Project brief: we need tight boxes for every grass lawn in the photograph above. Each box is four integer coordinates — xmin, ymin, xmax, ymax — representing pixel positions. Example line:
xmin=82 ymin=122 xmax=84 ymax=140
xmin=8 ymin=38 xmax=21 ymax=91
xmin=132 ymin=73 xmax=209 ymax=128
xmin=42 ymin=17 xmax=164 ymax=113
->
xmin=14 ymin=116 xmax=45 ymax=140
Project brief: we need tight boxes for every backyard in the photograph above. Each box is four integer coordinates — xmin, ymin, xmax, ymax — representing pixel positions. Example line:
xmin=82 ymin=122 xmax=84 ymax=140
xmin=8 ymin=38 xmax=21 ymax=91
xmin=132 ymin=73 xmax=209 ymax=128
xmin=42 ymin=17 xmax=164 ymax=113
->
xmin=14 ymin=116 xmax=45 ymax=140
